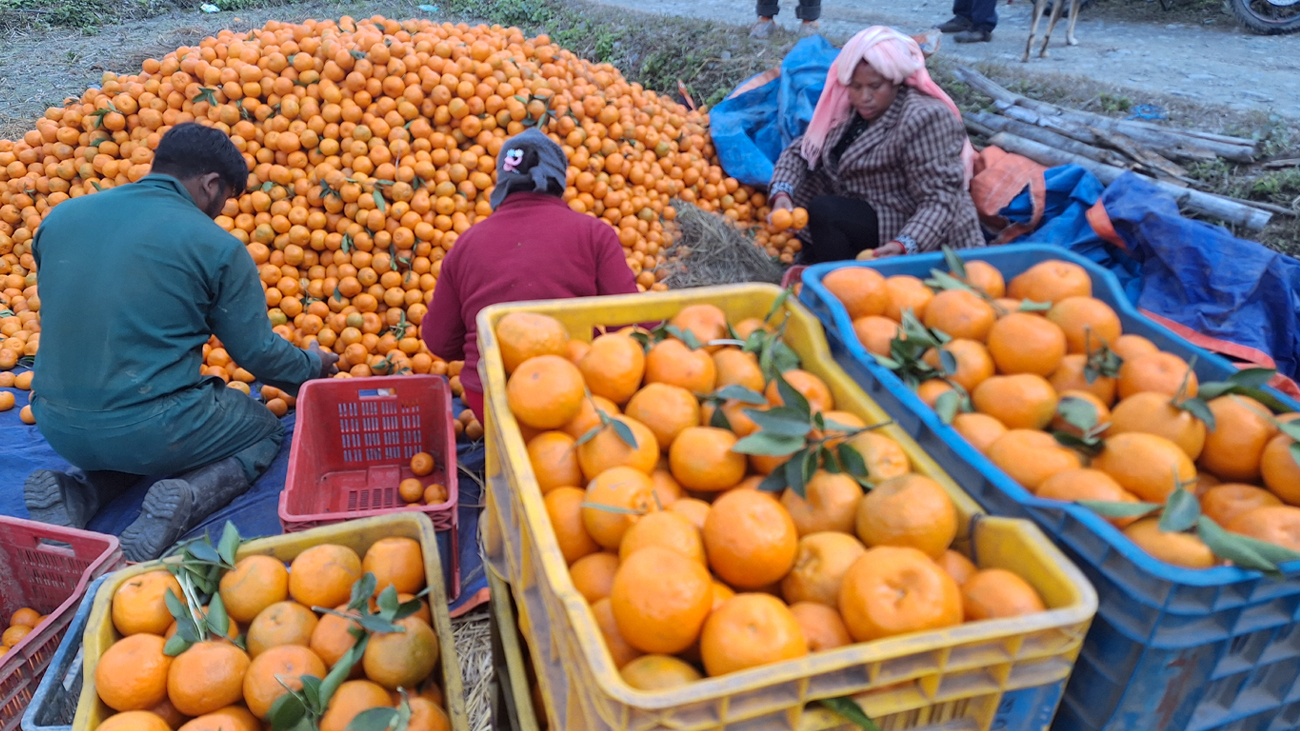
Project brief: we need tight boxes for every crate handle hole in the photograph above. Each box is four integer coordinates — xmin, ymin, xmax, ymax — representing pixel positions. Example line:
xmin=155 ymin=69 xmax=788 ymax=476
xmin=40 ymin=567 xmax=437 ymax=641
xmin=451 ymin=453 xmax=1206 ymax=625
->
xmin=358 ymin=388 xmax=397 ymax=398
xmin=35 ymin=538 xmax=77 ymax=555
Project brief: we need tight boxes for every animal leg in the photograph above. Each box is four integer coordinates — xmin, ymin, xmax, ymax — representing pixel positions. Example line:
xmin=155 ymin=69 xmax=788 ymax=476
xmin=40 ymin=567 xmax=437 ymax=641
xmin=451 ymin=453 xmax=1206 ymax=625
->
xmin=1023 ymin=0 xmax=1047 ymax=62
xmin=1066 ymin=0 xmax=1081 ymax=45
xmin=1039 ymin=0 xmax=1066 ymax=57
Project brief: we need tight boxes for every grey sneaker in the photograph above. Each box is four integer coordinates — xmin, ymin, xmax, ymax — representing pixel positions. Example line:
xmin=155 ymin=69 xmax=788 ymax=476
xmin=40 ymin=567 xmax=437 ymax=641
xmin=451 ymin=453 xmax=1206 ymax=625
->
xmin=750 ymin=17 xmax=776 ymax=38
xmin=954 ymin=28 xmax=993 ymax=43
xmin=799 ymin=20 xmax=820 ymax=35
xmin=937 ymin=16 xmax=973 ymax=33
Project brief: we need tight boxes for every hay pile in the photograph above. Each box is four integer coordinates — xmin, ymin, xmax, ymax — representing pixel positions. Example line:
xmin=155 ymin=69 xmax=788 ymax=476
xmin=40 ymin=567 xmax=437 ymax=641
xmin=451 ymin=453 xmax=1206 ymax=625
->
xmin=453 ymin=608 xmax=494 ymax=731
xmin=657 ymin=203 xmax=786 ymax=289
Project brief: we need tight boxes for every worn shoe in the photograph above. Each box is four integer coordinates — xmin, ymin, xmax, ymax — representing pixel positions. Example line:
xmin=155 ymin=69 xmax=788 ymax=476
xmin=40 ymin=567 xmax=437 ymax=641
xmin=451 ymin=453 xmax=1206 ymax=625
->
xmin=954 ymin=29 xmax=993 ymax=43
xmin=937 ymin=16 xmax=973 ymax=33
xmin=119 ymin=458 xmax=249 ymax=562
xmin=799 ymin=20 xmax=821 ymax=35
xmin=25 ymin=470 xmax=98 ymax=529
xmin=750 ymin=17 xmax=777 ymax=38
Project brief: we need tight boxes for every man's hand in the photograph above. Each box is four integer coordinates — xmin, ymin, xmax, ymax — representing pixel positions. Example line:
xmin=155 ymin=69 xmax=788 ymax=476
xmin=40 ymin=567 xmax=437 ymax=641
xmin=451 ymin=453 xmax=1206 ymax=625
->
xmin=767 ymin=194 xmax=794 ymax=226
xmin=308 ymin=341 xmax=340 ymax=378
xmin=873 ymin=241 xmax=906 ymax=258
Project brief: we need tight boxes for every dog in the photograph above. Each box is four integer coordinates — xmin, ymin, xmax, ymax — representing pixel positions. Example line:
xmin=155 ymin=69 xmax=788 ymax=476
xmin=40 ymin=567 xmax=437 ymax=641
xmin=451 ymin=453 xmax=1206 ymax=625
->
xmin=1023 ymin=0 xmax=1083 ymax=61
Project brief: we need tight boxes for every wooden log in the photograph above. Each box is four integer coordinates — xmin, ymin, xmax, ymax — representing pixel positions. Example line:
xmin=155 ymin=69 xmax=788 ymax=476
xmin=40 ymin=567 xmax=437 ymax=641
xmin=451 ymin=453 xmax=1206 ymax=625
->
xmin=992 ymin=100 xmax=1222 ymax=163
xmin=968 ymin=112 xmax=1133 ymax=169
xmin=1085 ymin=126 xmax=1188 ymax=178
xmin=987 ymin=132 xmax=1273 ymax=231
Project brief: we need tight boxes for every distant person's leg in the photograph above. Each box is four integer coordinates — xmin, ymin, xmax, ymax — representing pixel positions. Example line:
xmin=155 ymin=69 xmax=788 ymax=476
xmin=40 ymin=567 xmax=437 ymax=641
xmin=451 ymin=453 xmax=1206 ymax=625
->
xmin=955 ymin=0 xmax=996 ymax=41
xmin=751 ymin=0 xmax=779 ymax=37
xmin=938 ymin=0 xmax=974 ymax=33
xmin=796 ymin=0 xmax=821 ymax=33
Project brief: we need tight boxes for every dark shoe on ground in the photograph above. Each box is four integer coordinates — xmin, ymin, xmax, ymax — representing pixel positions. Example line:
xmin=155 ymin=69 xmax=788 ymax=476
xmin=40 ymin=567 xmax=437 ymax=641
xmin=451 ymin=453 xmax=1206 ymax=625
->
xmin=25 ymin=470 xmax=96 ymax=529
xmin=119 ymin=457 xmax=249 ymax=562
xmin=937 ymin=16 xmax=972 ymax=33
xmin=954 ymin=29 xmax=993 ymax=43
xmin=750 ymin=17 xmax=777 ymax=38
xmin=799 ymin=20 xmax=820 ymax=35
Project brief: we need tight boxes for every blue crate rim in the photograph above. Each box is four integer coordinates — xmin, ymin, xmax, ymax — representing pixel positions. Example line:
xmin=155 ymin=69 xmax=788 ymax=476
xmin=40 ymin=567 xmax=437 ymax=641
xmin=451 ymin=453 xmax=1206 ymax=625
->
xmin=20 ymin=574 xmax=106 ymax=731
xmin=799 ymin=243 xmax=1300 ymax=587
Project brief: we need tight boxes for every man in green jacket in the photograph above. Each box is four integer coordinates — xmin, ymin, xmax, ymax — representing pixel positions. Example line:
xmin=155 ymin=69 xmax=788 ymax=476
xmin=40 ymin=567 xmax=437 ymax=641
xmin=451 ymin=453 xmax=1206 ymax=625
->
xmin=24 ymin=123 xmax=338 ymax=561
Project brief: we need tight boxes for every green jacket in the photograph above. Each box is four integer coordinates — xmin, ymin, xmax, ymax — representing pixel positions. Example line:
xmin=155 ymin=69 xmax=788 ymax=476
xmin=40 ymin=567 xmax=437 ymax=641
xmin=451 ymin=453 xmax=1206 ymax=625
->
xmin=32 ymin=174 xmax=319 ymax=414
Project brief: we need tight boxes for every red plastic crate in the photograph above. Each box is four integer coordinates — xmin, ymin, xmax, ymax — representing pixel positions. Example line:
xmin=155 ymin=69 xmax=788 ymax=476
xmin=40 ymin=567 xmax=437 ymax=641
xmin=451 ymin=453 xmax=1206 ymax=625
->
xmin=281 ymin=374 xmax=459 ymax=532
xmin=0 ymin=518 xmax=123 ymax=731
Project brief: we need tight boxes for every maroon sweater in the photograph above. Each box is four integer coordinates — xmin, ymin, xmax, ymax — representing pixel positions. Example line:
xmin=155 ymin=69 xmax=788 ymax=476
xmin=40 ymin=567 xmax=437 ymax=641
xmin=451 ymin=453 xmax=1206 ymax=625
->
xmin=421 ymin=192 xmax=640 ymax=395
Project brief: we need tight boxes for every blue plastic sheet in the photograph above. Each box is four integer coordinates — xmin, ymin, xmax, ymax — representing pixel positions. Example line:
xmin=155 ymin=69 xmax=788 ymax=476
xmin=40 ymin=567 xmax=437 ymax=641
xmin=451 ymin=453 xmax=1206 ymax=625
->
xmin=0 ymin=378 xmax=488 ymax=614
xmin=1001 ymin=168 xmax=1300 ymax=380
xmin=708 ymin=36 xmax=840 ymax=187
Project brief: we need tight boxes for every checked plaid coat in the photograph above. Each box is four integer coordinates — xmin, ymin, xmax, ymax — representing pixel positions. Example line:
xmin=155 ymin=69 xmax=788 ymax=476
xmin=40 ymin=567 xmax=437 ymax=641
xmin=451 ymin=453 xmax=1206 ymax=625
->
xmin=771 ymin=87 xmax=984 ymax=253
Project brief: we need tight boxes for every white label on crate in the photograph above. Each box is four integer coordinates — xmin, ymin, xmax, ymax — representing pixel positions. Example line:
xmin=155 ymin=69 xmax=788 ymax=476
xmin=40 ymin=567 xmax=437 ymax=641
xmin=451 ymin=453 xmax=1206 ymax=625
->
xmin=64 ymin=647 xmax=84 ymax=692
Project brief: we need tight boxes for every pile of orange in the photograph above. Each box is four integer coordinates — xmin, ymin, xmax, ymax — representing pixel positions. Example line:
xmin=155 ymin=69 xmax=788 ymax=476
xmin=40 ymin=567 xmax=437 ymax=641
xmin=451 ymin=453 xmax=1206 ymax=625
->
xmin=0 ymin=16 xmax=804 ymax=394
xmin=398 ymin=450 xmax=449 ymax=505
xmin=94 ymin=538 xmax=449 ymax=731
xmin=828 ymin=258 xmax=1300 ymax=569
xmin=499 ymin=306 xmax=1049 ymax=688
xmin=0 ymin=606 xmax=48 ymax=658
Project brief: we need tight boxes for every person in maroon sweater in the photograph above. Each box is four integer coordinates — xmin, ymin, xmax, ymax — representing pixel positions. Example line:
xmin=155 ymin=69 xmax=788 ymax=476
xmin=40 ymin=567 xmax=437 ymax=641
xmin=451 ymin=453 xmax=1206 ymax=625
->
xmin=421 ymin=129 xmax=640 ymax=422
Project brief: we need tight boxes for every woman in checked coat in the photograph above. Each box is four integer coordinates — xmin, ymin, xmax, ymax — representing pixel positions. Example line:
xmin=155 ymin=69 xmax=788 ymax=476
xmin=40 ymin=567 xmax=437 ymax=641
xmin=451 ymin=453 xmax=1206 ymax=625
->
xmin=770 ymin=26 xmax=985 ymax=263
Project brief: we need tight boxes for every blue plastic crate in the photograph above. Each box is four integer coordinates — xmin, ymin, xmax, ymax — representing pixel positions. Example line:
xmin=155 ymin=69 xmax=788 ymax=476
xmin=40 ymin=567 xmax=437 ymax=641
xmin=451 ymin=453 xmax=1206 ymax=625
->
xmin=20 ymin=575 xmax=105 ymax=731
xmin=799 ymin=244 xmax=1300 ymax=731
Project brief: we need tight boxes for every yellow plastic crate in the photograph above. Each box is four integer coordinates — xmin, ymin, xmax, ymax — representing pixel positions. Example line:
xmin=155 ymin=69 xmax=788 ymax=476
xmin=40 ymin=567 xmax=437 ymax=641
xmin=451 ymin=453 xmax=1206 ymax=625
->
xmin=476 ymin=284 xmax=1099 ymax=731
xmin=488 ymin=566 xmax=543 ymax=731
xmin=72 ymin=513 xmax=469 ymax=731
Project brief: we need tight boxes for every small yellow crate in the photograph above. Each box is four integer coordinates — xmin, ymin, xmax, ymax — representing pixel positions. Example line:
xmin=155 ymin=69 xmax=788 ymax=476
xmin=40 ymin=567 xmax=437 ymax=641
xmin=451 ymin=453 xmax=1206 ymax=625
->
xmin=477 ymin=284 xmax=1099 ymax=731
xmin=73 ymin=513 xmax=469 ymax=731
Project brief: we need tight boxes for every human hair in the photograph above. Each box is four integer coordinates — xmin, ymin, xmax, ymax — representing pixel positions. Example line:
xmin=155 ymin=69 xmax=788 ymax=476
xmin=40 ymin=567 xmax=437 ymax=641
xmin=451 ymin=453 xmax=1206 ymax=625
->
xmin=150 ymin=123 xmax=248 ymax=195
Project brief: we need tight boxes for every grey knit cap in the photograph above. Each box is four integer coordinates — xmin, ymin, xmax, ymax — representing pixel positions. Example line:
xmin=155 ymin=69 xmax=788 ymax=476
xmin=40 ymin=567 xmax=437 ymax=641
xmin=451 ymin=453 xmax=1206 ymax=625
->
xmin=489 ymin=128 xmax=570 ymax=210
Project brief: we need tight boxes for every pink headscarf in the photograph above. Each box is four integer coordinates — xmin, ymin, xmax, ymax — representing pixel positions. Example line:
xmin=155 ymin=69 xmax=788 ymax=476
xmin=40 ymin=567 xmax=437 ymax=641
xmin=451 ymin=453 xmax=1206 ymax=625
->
xmin=800 ymin=26 xmax=975 ymax=187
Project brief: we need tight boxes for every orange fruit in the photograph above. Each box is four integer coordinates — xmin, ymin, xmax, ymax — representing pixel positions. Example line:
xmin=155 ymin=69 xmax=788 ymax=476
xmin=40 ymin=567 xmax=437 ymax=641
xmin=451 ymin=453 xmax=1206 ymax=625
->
xmin=1038 ymin=469 xmax=1142 ymax=527
xmin=780 ymin=471 xmax=863 ymax=536
xmin=645 ymin=339 xmax=717 ymax=395
xmin=916 ymin=380 xmax=954 ymax=408
xmin=545 ymin=487 xmax=600 ymax=564
xmin=1116 ymin=352 xmax=1197 ymax=400
xmin=1108 ymin=392 xmax=1207 ymax=460
xmin=578 ymin=334 xmax=646 ymax=405
xmin=507 ymin=355 xmax=586 ymax=429
xmin=618 ymin=510 xmax=705 ymax=563
xmin=1198 ymin=395 xmax=1278 ymax=483
xmin=288 ymin=544 xmax=362 ymax=609
xmin=971 ymin=374 xmax=1058 ymax=430
xmin=566 ymin=340 xmax=591 ymax=365
xmin=150 ymin=695 xmax=188 ymax=728
xmin=668 ymin=498 xmax=711 ymax=531
xmin=409 ymin=452 xmax=435 ymax=477
xmin=496 ymin=312 xmax=569 ymax=373
xmin=1049 ymin=354 xmax=1118 ymax=406
xmin=309 ymin=604 xmax=361 ymax=669
xmin=423 ymin=484 xmax=449 ymax=505
xmin=788 ymin=601 xmax=853 ymax=652
xmin=242 ymin=645 xmax=327 ymax=718
xmin=1123 ymin=518 xmax=1217 ymax=568
xmin=363 ymin=537 xmax=426 ymax=596
xmin=527 ymin=431 xmax=583 ymax=493
xmin=924 ymin=289 xmax=996 ymax=341
xmin=97 ymin=711 xmax=172 ymax=731
xmin=1261 ymin=431 xmax=1300 ymax=504
xmin=561 ymin=395 xmax=621 ymax=440
xmin=1049 ymin=391 xmax=1112 ymax=438
xmin=985 ymin=429 xmax=1083 ymax=492
xmin=1225 ymin=505 xmax=1300 ymax=551
xmin=1006 ymin=260 xmax=1091 ymax=304
xmin=712 ymin=348 xmax=766 ymax=393
xmin=1 ymin=625 xmax=31 ymax=647
xmin=854 ymin=474 xmax=957 ymax=559
xmin=842 ymin=432 xmax=911 ymax=481
xmin=246 ymin=601 xmax=318 ymax=658
xmin=9 ymin=608 xmax=40 ymax=628
xmin=177 ymin=707 xmax=259 ymax=731
xmin=1201 ymin=484 xmax=1283 ymax=527
xmin=577 ymin=416 xmax=659 ymax=479
xmin=822 ymin=267 xmax=889 ymax=319
xmin=569 ymin=552 xmax=620 ymax=603
xmin=649 ymin=469 xmax=683 ymax=507
xmin=960 ymin=569 xmax=1046 ymax=620
xmin=765 ymin=369 xmax=834 ymax=413
xmin=951 ymin=413 xmax=1007 ymax=454
xmin=936 ymin=550 xmax=977 ymax=585
xmin=816 ymin=411 xmax=867 ymax=447
xmin=1046 ymin=297 xmax=1122 ymax=354
xmin=407 ymin=697 xmax=451 ymax=731
xmin=95 ymin=633 xmax=172 ymax=711
xmin=885 ymin=275 xmax=934 ymax=322
xmin=1111 ymin=334 xmax=1160 ymax=362
xmin=781 ymin=531 xmax=868 ymax=607
xmin=218 ymin=555 xmax=289 ymax=625
xmin=669 ymin=304 xmax=730 ymax=351
xmin=610 ymin=546 xmax=713 ymax=654
xmin=582 ymin=467 xmax=657 ymax=550
xmin=986 ymin=313 xmax=1067 ymax=376
xmin=399 ymin=479 xmax=425 ymax=503
xmin=702 ymin=490 xmax=799 ymax=589
xmin=700 ymin=594 xmax=806 ymax=676
xmin=590 ymin=598 xmax=644 ymax=669
xmin=1093 ymin=432 xmax=1197 ymax=503
xmin=838 ymin=546 xmax=962 ymax=641
xmin=853 ymin=316 xmax=901 ymax=357
xmin=318 ymin=680 xmax=392 ymax=731
xmin=701 ymin=399 xmax=762 ymax=438
xmin=167 ymin=640 xmax=251 ymax=716
xmin=112 ymin=570 xmax=185 ymax=637
xmin=667 ymin=426 xmax=747 ymax=492
xmin=619 ymin=654 xmax=703 ymax=690
xmin=625 ymin=383 xmax=701 ymax=449
xmin=923 ymin=339 xmax=995 ymax=392
xmin=362 ymin=615 xmax=440 ymax=690
xmin=963 ymin=261 xmax=1006 ymax=298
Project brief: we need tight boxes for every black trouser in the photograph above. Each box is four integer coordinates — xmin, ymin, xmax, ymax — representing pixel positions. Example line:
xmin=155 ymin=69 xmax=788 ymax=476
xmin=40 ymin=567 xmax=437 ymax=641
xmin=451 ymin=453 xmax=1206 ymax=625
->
xmin=756 ymin=0 xmax=821 ymax=20
xmin=953 ymin=0 xmax=998 ymax=31
xmin=804 ymin=195 xmax=881 ymax=264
